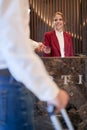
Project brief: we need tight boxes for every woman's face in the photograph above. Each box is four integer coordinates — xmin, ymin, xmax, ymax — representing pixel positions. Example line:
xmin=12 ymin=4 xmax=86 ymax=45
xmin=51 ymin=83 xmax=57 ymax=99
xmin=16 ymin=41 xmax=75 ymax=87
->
xmin=53 ymin=14 xmax=64 ymax=32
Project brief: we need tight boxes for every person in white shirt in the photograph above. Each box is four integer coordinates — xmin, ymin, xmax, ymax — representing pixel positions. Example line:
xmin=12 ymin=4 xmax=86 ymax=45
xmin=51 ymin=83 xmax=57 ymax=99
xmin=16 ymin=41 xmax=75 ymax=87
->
xmin=0 ymin=1 xmax=69 ymax=130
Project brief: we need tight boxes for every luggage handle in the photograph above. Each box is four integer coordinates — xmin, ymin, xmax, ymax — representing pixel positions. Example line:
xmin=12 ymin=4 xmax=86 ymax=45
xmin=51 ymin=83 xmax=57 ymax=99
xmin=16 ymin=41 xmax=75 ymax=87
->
xmin=47 ymin=105 xmax=75 ymax=130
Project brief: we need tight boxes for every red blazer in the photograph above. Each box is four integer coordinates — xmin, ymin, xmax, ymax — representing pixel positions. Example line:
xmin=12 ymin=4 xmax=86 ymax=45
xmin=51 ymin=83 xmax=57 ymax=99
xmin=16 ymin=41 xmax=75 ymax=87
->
xmin=43 ymin=31 xmax=74 ymax=57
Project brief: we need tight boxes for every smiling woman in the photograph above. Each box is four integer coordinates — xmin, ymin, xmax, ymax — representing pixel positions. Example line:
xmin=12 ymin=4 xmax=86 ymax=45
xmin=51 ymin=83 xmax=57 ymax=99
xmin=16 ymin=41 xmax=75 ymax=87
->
xmin=43 ymin=11 xmax=74 ymax=57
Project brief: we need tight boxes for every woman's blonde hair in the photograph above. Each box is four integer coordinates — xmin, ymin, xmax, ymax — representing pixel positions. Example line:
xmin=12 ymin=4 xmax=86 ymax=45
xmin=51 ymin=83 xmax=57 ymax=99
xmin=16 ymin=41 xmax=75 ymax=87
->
xmin=53 ymin=12 xmax=65 ymax=21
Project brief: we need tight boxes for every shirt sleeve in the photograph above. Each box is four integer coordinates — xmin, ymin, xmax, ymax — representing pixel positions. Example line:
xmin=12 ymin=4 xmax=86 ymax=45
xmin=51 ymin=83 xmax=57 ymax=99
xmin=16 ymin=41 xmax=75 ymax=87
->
xmin=28 ymin=39 xmax=40 ymax=50
xmin=0 ymin=0 xmax=59 ymax=101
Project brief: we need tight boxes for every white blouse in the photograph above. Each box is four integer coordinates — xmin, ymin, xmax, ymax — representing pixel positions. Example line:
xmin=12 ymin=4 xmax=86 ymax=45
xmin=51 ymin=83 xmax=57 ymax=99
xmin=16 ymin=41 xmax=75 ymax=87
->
xmin=56 ymin=31 xmax=65 ymax=57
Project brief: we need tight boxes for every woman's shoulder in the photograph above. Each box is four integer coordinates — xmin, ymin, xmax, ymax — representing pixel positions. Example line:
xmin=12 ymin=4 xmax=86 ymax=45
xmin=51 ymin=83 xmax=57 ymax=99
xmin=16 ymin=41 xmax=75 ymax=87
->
xmin=64 ymin=31 xmax=72 ymax=38
xmin=44 ymin=30 xmax=55 ymax=36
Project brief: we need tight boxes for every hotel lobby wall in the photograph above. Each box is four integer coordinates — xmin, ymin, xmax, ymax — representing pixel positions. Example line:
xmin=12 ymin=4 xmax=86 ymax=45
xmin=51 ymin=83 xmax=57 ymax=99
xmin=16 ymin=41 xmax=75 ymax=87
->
xmin=82 ymin=0 xmax=87 ymax=55
xmin=29 ymin=0 xmax=87 ymax=56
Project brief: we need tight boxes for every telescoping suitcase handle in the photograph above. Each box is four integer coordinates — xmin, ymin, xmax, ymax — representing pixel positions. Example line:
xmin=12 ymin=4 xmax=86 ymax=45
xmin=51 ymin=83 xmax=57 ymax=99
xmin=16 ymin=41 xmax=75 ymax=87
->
xmin=47 ymin=105 xmax=75 ymax=130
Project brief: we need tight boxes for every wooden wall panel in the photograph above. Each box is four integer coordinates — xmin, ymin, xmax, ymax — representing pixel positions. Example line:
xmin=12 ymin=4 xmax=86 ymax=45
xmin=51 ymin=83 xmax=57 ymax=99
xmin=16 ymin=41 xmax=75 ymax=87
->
xmin=29 ymin=0 xmax=86 ymax=55
xmin=82 ymin=0 xmax=87 ymax=55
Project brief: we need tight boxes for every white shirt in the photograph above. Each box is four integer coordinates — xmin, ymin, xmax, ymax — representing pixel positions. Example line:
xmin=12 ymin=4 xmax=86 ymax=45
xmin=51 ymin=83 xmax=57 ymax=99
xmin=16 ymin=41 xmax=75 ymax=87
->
xmin=0 ymin=0 xmax=59 ymax=101
xmin=55 ymin=31 xmax=65 ymax=57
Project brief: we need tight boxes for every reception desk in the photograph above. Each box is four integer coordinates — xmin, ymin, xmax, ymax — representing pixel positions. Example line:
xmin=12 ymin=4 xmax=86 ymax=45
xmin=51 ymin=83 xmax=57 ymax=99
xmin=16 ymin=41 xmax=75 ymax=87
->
xmin=35 ymin=57 xmax=87 ymax=130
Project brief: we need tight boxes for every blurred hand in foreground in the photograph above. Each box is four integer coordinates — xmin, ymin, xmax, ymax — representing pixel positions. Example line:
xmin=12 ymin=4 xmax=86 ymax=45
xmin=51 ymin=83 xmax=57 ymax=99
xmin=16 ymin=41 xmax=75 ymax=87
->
xmin=48 ymin=89 xmax=69 ymax=113
xmin=35 ymin=42 xmax=45 ymax=53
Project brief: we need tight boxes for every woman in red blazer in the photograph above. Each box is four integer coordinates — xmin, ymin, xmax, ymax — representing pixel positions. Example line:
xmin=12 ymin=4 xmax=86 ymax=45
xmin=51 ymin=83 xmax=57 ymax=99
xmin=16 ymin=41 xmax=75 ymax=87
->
xmin=43 ymin=12 xmax=74 ymax=57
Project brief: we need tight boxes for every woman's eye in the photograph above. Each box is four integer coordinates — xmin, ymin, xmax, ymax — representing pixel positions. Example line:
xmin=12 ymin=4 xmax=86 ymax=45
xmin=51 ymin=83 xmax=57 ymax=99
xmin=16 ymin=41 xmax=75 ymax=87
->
xmin=59 ymin=18 xmax=63 ymax=21
xmin=54 ymin=19 xmax=58 ymax=21
xmin=54 ymin=18 xmax=63 ymax=22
